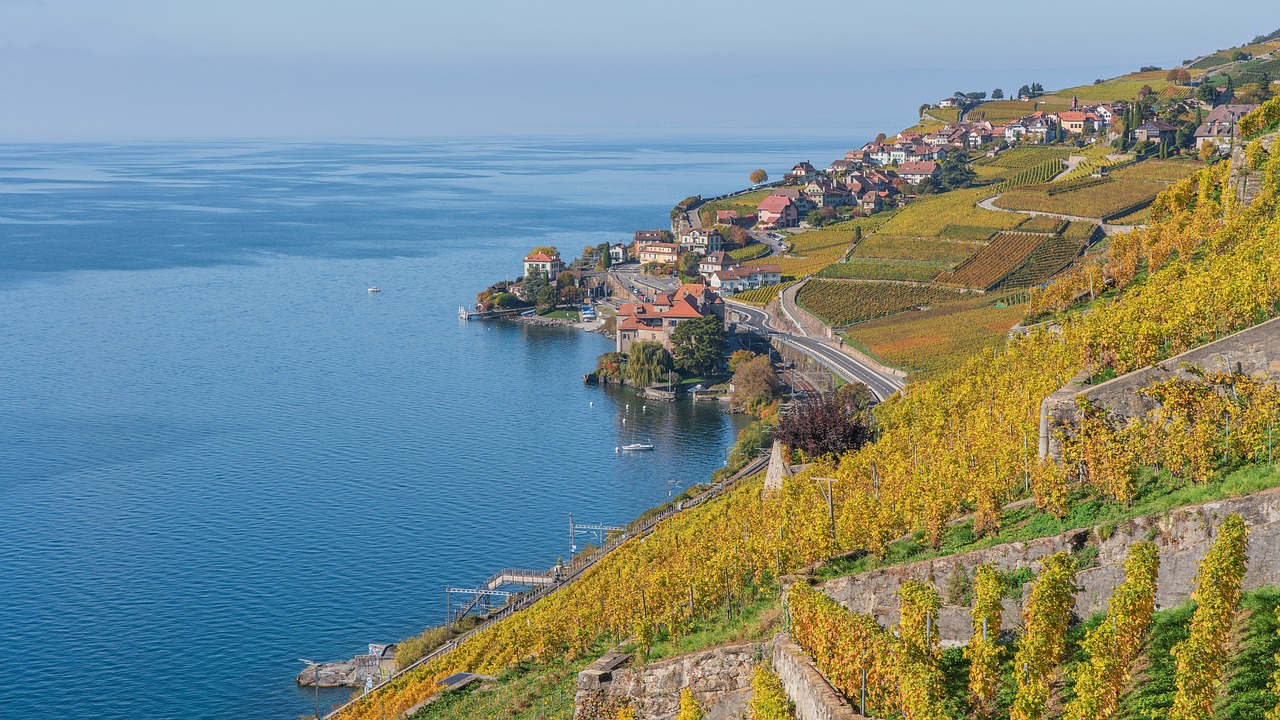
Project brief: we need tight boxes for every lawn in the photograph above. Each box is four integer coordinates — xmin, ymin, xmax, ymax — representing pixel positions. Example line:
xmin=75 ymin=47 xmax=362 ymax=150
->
xmin=541 ymin=309 xmax=580 ymax=321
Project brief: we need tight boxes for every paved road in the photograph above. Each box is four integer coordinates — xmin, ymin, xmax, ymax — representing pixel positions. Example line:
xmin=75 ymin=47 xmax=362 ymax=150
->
xmin=977 ymin=193 xmax=1140 ymax=236
xmin=726 ymin=301 xmax=904 ymax=401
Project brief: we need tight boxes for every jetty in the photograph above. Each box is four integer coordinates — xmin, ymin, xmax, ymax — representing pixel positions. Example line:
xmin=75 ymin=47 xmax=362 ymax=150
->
xmin=458 ymin=306 xmax=526 ymax=321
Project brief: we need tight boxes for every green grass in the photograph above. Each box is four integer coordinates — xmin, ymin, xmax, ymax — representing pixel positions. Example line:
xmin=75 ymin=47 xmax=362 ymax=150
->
xmin=411 ymin=656 xmax=592 ymax=720
xmin=1220 ymin=587 xmax=1280 ymax=720
xmin=641 ymin=588 xmax=783 ymax=662
xmin=816 ymin=257 xmax=948 ymax=283
xmin=540 ymin=309 xmax=580 ymax=321
xmin=813 ymin=462 xmax=1280 ymax=582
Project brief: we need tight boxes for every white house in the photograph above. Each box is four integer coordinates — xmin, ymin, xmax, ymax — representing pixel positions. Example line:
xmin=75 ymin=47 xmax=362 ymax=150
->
xmin=609 ymin=243 xmax=630 ymax=264
xmin=678 ymin=227 xmax=723 ymax=255
xmin=523 ymin=252 xmax=565 ymax=279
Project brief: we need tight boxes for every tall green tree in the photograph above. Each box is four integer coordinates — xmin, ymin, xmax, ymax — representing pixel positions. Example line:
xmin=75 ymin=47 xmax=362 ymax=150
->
xmin=669 ymin=314 xmax=726 ymax=377
xmin=625 ymin=341 xmax=674 ymax=387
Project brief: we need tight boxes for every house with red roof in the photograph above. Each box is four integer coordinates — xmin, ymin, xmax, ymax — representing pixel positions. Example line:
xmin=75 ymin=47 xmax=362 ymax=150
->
xmin=757 ymin=194 xmax=799 ymax=229
xmin=614 ymin=284 xmax=725 ymax=353
xmin=897 ymin=161 xmax=939 ymax=185
xmin=523 ymin=252 xmax=565 ymax=279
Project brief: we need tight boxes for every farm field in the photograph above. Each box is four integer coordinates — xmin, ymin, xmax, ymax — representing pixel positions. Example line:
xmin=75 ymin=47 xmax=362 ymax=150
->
xmin=842 ymin=293 xmax=1026 ymax=379
xmin=796 ymin=279 xmax=965 ymax=327
xmin=996 ymin=158 xmax=1065 ymax=190
xmin=994 ymin=235 xmax=1085 ymax=290
xmin=816 ymin=257 xmax=948 ymax=283
xmin=875 ymin=187 xmax=1025 ymax=237
xmin=935 ymin=232 xmax=1046 ymax=290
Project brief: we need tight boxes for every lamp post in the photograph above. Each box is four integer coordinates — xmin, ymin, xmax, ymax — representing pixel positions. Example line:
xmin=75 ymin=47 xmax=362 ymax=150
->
xmin=299 ymin=659 xmax=336 ymax=720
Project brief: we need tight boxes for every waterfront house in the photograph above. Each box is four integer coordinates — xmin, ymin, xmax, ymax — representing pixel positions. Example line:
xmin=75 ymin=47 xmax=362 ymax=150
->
xmin=636 ymin=242 xmax=679 ymax=265
xmin=523 ymin=252 xmax=565 ymax=279
xmin=614 ymin=283 xmax=725 ymax=353
xmin=678 ymin=227 xmax=723 ymax=255
xmin=756 ymin=195 xmax=799 ymax=229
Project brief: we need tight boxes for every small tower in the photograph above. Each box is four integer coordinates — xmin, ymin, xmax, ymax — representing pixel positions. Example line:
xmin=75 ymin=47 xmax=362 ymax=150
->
xmin=1071 ymin=94 xmax=1079 ymax=109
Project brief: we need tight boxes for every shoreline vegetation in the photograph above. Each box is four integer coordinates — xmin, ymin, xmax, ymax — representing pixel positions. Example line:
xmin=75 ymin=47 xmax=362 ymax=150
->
xmin=330 ymin=28 xmax=1280 ymax=720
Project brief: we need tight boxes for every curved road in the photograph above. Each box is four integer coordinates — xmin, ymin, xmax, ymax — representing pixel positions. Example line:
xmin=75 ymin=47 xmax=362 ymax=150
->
xmin=977 ymin=193 xmax=1139 ymax=235
xmin=726 ymin=300 xmax=904 ymax=401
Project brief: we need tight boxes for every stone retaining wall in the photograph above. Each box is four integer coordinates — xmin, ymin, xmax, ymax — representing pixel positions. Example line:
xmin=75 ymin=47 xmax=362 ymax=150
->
xmin=820 ymin=486 xmax=1280 ymax=645
xmin=575 ymin=642 xmax=762 ymax=720
xmin=771 ymin=634 xmax=865 ymax=720
xmin=1039 ymin=316 xmax=1280 ymax=460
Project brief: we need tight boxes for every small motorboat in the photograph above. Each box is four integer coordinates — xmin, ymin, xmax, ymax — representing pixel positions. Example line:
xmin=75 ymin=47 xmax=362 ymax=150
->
xmin=368 ymin=286 xmax=381 ymax=293
xmin=620 ymin=443 xmax=655 ymax=452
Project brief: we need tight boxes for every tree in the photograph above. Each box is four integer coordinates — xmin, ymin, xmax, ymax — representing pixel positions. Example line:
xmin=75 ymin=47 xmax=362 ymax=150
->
xmin=731 ymin=354 xmax=780 ymax=414
xmin=992 ymin=88 xmax=1005 ymax=100
xmin=776 ymin=387 xmax=874 ymax=459
xmin=918 ymin=103 xmax=930 ymax=117
xmin=1231 ymin=50 xmax=1251 ymax=62
xmin=528 ymin=245 xmax=559 ymax=258
xmin=491 ymin=291 xmax=520 ymax=309
xmin=625 ymin=342 xmax=674 ymax=387
xmin=728 ymin=349 xmax=756 ymax=373
xmin=1199 ymin=141 xmax=1218 ymax=161
xmin=1196 ymin=84 xmax=1217 ymax=104
xmin=597 ymin=242 xmax=612 ymax=270
xmin=536 ymin=283 xmax=558 ymax=311
xmin=937 ymin=153 xmax=976 ymax=191
xmin=1167 ymin=68 xmax=1192 ymax=84
xmin=725 ymin=225 xmax=750 ymax=247
xmin=676 ymin=688 xmax=704 ymax=720
xmin=520 ymin=267 xmax=549 ymax=302
xmin=875 ymin=132 xmax=888 ymax=142
xmin=1018 ymin=84 xmax=1031 ymax=99
xmin=1030 ymin=82 xmax=1044 ymax=96
xmin=749 ymin=169 xmax=769 ymax=185
xmin=669 ymin=314 xmax=727 ymax=377
xmin=676 ymin=252 xmax=700 ymax=278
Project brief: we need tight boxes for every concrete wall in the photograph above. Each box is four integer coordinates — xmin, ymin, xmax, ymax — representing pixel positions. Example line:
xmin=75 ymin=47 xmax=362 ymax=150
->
xmin=771 ymin=634 xmax=866 ymax=720
xmin=819 ymin=486 xmax=1280 ymax=645
xmin=575 ymin=642 xmax=761 ymax=720
xmin=1040 ymin=315 xmax=1280 ymax=460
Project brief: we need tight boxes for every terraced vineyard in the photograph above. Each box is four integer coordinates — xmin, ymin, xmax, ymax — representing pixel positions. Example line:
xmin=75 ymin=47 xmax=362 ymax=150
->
xmin=1016 ymin=215 xmax=1067 ymax=233
xmin=1062 ymin=221 xmax=1101 ymax=242
xmin=877 ymin=187 xmax=1025 ymax=237
xmin=975 ymin=146 xmax=1073 ymax=169
xmin=995 ymin=158 xmax=1065 ymax=191
xmin=796 ymin=279 xmax=964 ymax=326
xmin=994 ymin=236 xmax=1085 ymax=290
xmin=816 ymin=257 xmax=948 ymax=283
xmin=995 ymin=177 xmax=1167 ymax=218
xmin=850 ymin=234 xmax=983 ymax=265
xmin=934 ymin=232 xmax=1046 ymax=290
xmin=733 ymin=280 xmax=797 ymax=306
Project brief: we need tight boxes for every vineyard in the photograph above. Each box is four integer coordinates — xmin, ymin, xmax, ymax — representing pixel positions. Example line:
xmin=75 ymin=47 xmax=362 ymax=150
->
xmin=733 ymin=280 xmax=797 ymax=306
xmin=1015 ymin=215 xmax=1067 ymax=233
xmin=796 ymin=279 xmax=965 ymax=327
xmin=994 ymin=235 xmax=1085 ymax=290
xmin=816 ymin=257 xmax=949 ymax=283
xmin=877 ymin=187 xmax=1026 ymax=237
xmin=1190 ymin=41 xmax=1280 ymax=70
xmin=729 ymin=242 xmax=772 ymax=261
xmin=995 ymin=177 xmax=1170 ymax=219
xmin=975 ymin=146 xmax=1074 ymax=169
xmin=851 ymin=234 xmax=984 ymax=265
xmin=966 ymin=97 xmax=1072 ymax=124
xmin=935 ymin=232 xmax=1047 ymax=290
xmin=750 ymin=216 xmax=890 ymax=276
xmin=995 ymin=158 xmax=1065 ymax=191
xmin=335 ymin=93 xmax=1280 ymax=720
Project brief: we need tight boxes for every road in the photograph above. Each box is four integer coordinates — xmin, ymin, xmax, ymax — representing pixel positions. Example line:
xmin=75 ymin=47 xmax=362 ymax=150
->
xmin=726 ymin=300 xmax=904 ymax=401
xmin=977 ymin=193 xmax=1140 ymax=236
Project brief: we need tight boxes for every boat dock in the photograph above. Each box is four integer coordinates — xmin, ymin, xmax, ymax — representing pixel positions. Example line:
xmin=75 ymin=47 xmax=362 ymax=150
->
xmin=458 ymin=307 xmax=527 ymax=321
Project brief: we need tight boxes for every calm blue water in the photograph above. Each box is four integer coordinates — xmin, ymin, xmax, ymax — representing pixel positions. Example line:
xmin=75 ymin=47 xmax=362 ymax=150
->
xmin=0 ymin=137 xmax=852 ymax=719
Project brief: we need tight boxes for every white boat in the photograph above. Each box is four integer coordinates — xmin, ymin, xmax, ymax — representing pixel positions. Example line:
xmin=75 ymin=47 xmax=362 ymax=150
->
xmin=368 ymin=286 xmax=381 ymax=293
xmin=621 ymin=443 xmax=655 ymax=452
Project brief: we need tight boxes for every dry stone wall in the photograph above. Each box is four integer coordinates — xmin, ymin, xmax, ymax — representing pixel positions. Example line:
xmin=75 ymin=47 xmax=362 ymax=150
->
xmin=771 ymin=634 xmax=865 ymax=720
xmin=575 ymin=642 xmax=761 ymax=720
xmin=819 ymin=486 xmax=1280 ymax=645
xmin=1039 ymin=316 xmax=1280 ymax=460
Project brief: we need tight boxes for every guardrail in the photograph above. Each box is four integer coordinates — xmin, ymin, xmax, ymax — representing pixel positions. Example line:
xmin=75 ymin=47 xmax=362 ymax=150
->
xmin=322 ymin=453 xmax=772 ymax=719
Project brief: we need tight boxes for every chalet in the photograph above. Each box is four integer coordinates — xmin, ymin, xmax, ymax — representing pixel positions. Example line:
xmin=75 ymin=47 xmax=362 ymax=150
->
xmin=609 ymin=243 xmax=630 ymax=264
xmin=784 ymin=161 xmax=819 ymax=182
xmin=636 ymin=242 xmax=679 ymax=265
xmin=678 ymin=227 xmax=723 ymax=255
xmin=1195 ymin=104 xmax=1259 ymax=152
xmin=634 ymin=229 xmax=666 ymax=244
xmin=1134 ymin=120 xmax=1177 ymax=145
xmin=698 ymin=251 xmax=739 ymax=278
xmin=523 ymin=252 xmax=565 ymax=279
xmin=897 ymin=160 xmax=940 ymax=184
xmin=757 ymin=194 xmax=799 ymax=228
xmin=708 ymin=264 xmax=783 ymax=293
xmin=614 ymin=284 xmax=725 ymax=353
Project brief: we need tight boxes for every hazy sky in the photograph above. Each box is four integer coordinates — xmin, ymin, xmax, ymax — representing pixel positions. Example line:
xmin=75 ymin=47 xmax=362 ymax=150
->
xmin=1 ymin=1 xmax=1276 ymax=140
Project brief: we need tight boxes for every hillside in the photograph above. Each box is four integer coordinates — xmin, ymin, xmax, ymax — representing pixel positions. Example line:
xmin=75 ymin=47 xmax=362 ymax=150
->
xmin=331 ymin=39 xmax=1280 ymax=720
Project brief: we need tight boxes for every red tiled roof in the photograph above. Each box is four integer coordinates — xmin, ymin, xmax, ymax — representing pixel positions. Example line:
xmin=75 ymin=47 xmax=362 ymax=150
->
xmin=524 ymin=252 xmax=560 ymax=263
xmin=758 ymin=195 xmax=794 ymax=213
xmin=898 ymin=161 xmax=938 ymax=176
